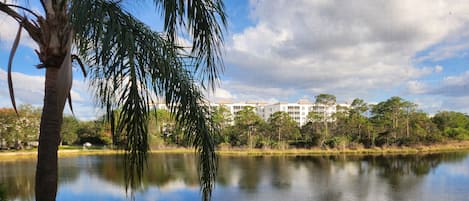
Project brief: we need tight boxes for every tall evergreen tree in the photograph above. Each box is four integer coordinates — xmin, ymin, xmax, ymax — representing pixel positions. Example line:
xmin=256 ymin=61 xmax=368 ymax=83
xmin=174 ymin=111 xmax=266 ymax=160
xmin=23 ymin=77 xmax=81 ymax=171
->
xmin=232 ymin=106 xmax=264 ymax=148
xmin=268 ymin=111 xmax=300 ymax=147
xmin=315 ymin=94 xmax=336 ymax=136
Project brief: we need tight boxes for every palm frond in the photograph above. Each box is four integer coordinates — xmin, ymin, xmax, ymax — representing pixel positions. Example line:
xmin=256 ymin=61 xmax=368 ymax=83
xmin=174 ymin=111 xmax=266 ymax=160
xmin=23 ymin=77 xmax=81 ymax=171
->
xmin=7 ymin=24 xmax=22 ymax=115
xmin=151 ymin=48 xmax=218 ymax=201
xmin=71 ymin=54 xmax=87 ymax=77
xmin=67 ymin=93 xmax=74 ymax=115
xmin=153 ymin=0 xmax=227 ymax=89
xmin=70 ymin=1 xmax=219 ymax=200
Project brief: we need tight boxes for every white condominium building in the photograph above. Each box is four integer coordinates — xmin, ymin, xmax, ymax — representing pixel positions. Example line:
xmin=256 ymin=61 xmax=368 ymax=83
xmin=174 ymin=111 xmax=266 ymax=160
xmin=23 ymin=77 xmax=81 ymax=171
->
xmin=210 ymin=101 xmax=266 ymax=116
xmin=261 ymin=100 xmax=338 ymax=126
xmin=151 ymin=99 xmax=348 ymax=127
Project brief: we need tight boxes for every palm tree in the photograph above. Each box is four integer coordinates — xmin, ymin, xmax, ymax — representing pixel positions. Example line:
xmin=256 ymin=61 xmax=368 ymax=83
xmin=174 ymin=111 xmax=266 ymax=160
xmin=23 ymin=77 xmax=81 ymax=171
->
xmin=0 ymin=1 xmax=226 ymax=201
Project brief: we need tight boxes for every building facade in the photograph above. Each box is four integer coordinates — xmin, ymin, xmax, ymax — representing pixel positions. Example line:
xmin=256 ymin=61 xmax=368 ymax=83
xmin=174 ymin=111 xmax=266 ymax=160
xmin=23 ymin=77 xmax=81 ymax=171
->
xmin=151 ymin=100 xmax=348 ymax=127
xmin=260 ymin=100 xmax=339 ymax=126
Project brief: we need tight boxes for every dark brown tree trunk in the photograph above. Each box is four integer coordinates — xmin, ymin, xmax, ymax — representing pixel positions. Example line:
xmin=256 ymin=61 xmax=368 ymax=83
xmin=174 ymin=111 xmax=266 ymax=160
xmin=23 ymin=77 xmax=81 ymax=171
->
xmin=248 ymin=127 xmax=252 ymax=149
xmin=324 ymin=111 xmax=329 ymax=137
xmin=406 ymin=118 xmax=410 ymax=138
xmin=358 ymin=123 xmax=361 ymax=139
xmin=36 ymin=67 xmax=62 ymax=201
xmin=277 ymin=127 xmax=281 ymax=144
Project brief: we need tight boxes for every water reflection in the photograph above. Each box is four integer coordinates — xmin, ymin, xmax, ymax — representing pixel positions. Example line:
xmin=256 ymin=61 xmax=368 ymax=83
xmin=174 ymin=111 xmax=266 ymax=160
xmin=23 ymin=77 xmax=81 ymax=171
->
xmin=0 ymin=183 xmax=7 ymax=201
xmin=0 ymin=160 xmax=35 ymax=201
xmin=0 ymin=152 xmax=468 ymax=201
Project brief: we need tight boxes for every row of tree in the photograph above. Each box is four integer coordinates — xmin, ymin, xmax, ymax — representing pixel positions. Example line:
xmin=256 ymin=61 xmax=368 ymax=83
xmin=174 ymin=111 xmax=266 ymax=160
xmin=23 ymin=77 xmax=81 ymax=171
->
xmin=131 ymin=95 xmax=469 ymax=149
xmin=0 ymin=105 xmax=40 ymax=149
xmin=0 ymin=105 xmax=110 ymax=150
xmin=208 ymin=95 xmax=469 ymax=149
xmin=1 ymin=95 xmax=469 ymax=150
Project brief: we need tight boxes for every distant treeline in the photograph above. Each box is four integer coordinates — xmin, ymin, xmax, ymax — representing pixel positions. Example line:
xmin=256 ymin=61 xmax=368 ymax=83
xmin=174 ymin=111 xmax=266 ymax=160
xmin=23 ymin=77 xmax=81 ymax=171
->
xmin=119 ymin=95 xmax=469 ymax=149
xmin=146 ymin=95 xmax=469 ymax=149
xmin=1 ymin=95 xmax=468 ymax=150
xmin=0 ymin=105 xmax=110 ymax=149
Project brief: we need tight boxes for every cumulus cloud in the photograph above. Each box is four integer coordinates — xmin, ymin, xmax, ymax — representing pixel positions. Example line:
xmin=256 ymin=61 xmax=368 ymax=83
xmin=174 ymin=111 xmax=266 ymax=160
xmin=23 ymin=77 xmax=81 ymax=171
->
xmin=428 ymin=71 xmax=469 ymax=97
xmin=0 ymin=69 xmax=44 ymax=105
xmin=406 ymin=80 xmax=428 ymax=94
xmin=415 ymin=42 xmax=469 ymax=62
xmin=223 ymin=0 xmax=469 ymax=106
xmin=411 ymin=97 xmax=445 ymax=114
xmin=0 ymin=69 xmax=97 ymax=120
xmin=417 ymin=95 xmax=469 ymax=114
xmin=206 ymin=87 xmax=235 ymax=102
xmin=214 ymin=80 xmax=297 ymax=102
xmin=0 ymin=6 xmax=38 ymax=49
xmin=404 ymin=71 xmax=469 ymax=113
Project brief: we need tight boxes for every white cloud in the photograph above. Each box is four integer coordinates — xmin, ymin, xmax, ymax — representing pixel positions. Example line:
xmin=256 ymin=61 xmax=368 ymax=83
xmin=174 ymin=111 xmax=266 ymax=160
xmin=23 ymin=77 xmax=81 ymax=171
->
xmin=404 ymin=71 xmax=469 ymax=114
xmin=406 ymin=80 xmax=428 ymax=94
xmin=223 ymin=0 xmax=469 ymax=109
xmin=442 ymin=96 xmax=469 ymax=113
xmin=206 ymin=87 xmax=235 ymax=102
xmin=0 ymin=69 xmax=96 ymax=120
xmin=415 ymin=42 xmax=469 ymax=62
xmin=0 ymin=7 xmax=38 ymax=49
xmin=428 ymin=71 xmax=469 ymax=97
xmin=411 ymin=96 xmax=445 ymax=114
xmin=0 ymin=69 xmax=45 ymax=105
xmin=216 ymin=80 xmax=297 ymax=102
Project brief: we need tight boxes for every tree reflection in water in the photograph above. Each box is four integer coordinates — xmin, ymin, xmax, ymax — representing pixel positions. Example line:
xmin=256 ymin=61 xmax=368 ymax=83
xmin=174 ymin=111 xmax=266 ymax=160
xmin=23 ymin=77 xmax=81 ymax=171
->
xmin=0 ymin=183 xmax=6 ymax=201
xmin=0 ymin=160 xmax=35 ymax=201
xmin=0 ymin=152 xmax=468 ymax=201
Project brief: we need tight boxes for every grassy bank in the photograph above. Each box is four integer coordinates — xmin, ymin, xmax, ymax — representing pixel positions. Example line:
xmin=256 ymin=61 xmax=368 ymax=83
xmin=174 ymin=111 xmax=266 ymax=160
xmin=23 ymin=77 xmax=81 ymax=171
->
xmin=1 ymin=141 xmax=469 ymax=161
xmin=0 ymin=147 xmax=122 ymax=161
xmin=217 ymin=142 xmax=469 ymax=156
xmin=135 ymin=142 xmax=469 ymax=155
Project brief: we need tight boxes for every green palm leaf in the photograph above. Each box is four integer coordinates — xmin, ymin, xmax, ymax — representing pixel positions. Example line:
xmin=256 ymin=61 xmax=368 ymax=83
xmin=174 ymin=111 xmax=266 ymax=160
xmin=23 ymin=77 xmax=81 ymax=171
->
xmin=70 ymin=1 xmax=223 ymax=200
xmin=153 ymin=0 xmax=227 ymax=89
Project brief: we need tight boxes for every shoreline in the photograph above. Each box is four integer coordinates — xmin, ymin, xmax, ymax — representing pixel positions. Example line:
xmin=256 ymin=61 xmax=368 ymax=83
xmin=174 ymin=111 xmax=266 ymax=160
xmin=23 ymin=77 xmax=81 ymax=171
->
xmin=1 ymin=141 xmax=469 ymax=161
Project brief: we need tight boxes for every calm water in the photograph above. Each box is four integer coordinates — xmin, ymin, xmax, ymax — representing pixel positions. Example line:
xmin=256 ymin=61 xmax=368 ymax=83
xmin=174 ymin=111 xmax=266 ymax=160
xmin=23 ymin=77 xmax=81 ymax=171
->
xmin=1 ymin=152 xmax=469 ymax=201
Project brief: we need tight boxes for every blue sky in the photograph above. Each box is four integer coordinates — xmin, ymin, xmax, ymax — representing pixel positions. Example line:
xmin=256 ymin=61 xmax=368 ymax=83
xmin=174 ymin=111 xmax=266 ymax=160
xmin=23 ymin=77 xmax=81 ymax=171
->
xmin=1 ymin=0 xmax=469 ymax=120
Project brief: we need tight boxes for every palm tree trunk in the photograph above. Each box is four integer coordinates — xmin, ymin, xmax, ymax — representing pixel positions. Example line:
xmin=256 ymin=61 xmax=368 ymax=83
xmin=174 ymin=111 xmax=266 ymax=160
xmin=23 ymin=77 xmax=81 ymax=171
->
xmin=36 ymin=67 xmax=62 ymax=201
xmin=34 ymin=2 xmax=71 ymax=199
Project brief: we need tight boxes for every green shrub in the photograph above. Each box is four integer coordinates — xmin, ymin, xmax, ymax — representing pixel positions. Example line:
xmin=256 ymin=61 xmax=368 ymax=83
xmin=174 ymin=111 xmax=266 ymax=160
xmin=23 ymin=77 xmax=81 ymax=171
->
xmin=444 ymin=127 xmax=469 ymax=140
xmin=424 ymin=133 xmax=443 ymax=143
xmin=0 ymin=183 xmax=6 ymax=201
xmin=217 ymin=142 xmax=232 ymax=150
xmin=324 ymin=136 xmax=349 ymax=149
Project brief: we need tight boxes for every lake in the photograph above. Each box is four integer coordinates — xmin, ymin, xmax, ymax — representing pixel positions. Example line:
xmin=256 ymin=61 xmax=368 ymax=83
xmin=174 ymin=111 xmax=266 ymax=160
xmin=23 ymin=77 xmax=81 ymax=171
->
xmin=1 ymin=152 xmax=469 ymax=201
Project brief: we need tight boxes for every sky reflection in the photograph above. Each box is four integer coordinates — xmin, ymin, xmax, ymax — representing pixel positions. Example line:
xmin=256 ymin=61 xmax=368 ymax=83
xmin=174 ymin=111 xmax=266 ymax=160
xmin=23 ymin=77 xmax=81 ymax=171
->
xmin=2 ymin=152 xmax=469 ymax=201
